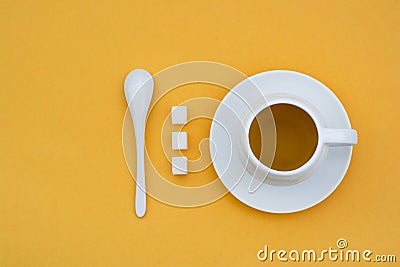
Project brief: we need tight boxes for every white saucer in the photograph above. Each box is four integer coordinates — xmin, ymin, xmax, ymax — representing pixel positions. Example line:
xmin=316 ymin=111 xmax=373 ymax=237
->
xmin=209 ymin=70 xmax=354 ymax=213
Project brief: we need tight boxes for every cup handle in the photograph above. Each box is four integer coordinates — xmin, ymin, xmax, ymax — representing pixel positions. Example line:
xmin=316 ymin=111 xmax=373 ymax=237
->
xmin=322 ymin=128 xmax=358 ymax=147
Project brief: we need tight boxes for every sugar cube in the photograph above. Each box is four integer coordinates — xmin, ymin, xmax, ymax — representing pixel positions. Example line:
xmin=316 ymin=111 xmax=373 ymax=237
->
xmin=172 ymin=156 xmax=188 ymax=175
xmin=171 ymin=106 xmax=187 ymax=125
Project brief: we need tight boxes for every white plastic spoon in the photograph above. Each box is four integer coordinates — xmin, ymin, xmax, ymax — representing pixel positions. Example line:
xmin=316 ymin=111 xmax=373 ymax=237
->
xmin=124 ymin=69 xmax=154 ymax=218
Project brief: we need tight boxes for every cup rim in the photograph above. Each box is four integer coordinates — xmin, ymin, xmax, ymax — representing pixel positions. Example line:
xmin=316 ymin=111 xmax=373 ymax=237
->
xmin=242 ymin=96 xmax=325 ymax=179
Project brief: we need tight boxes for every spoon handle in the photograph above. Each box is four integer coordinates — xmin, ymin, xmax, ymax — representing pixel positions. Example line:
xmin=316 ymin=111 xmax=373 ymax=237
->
xmin=135 ymin=124 xmax=146 ymax=217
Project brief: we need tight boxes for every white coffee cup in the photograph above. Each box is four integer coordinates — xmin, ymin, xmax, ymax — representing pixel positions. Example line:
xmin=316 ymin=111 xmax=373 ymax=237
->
xmin=239 ymin=94 xmax=358 ymax=186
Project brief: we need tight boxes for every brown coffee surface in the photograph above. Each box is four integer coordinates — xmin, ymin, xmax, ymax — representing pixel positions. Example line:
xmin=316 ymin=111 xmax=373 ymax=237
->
xmin=249 ymin=104 xmax=318 ymax=171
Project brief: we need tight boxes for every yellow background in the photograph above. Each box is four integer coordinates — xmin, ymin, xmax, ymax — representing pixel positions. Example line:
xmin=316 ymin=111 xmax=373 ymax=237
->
xmin=1 ymin=0 xmax=399 ymax=266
